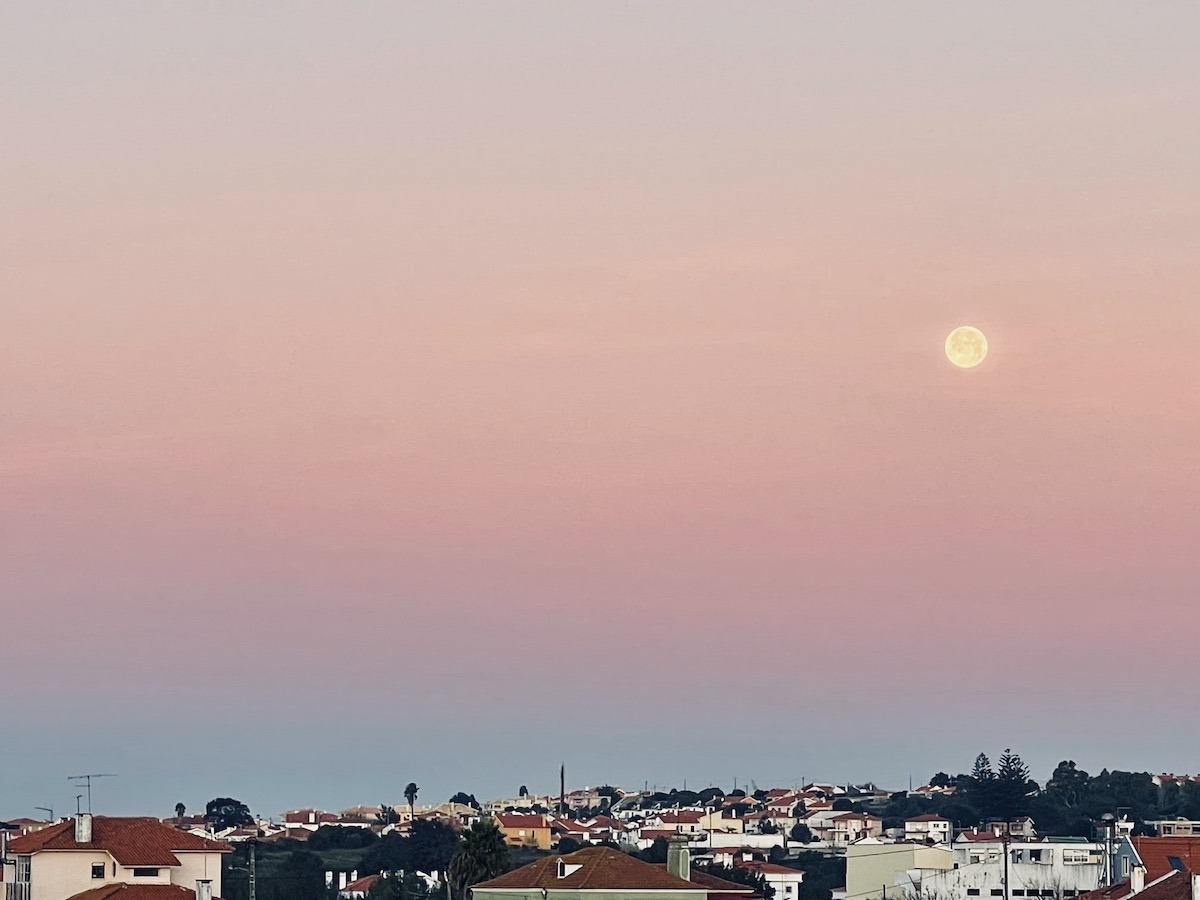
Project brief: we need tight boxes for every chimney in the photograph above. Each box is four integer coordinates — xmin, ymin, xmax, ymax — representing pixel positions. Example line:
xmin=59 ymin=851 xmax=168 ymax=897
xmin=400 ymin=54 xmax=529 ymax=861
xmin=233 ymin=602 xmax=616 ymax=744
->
xmin=196 ymin=880 xmax=213 ymax=900
xmin=75 ymin=814 xmax=93 ymax=844
xmin=667 ymin=836 xmax=691 ymax=882
xmin=1130 ymin=865 xmax=1145 ymax=895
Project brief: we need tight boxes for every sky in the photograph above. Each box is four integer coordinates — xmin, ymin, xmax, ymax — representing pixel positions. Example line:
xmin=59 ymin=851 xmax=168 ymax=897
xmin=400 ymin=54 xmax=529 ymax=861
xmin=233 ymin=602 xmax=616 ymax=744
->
xmin=2 ymin=2 xmax=1198 ymax=820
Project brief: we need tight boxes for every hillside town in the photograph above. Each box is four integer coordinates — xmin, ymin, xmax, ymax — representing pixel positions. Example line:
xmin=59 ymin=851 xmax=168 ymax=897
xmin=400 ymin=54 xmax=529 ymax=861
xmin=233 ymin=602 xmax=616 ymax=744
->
xmin=4 ymin=769 xmax=1200 ymax=900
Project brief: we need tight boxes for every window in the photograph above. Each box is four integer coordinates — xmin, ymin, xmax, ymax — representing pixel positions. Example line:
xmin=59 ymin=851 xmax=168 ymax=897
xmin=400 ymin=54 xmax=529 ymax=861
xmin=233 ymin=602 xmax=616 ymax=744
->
xmin=133 ymin=869 xmax=160 ymax=878
xmin=1064 ymin=849 xmax=1090 ymax=865
xmin=1122 ymin=858 xmax=1131 ymax=877
xmin=16 ymin=856 xmax=32 ymax=883
xmin=991 ymin=890 xmax=1003 ymax=896
xmin=1013 ymin=891 xmax=1025 ymax=896
xmin=1029 ymin=850 xmax=1044 ymax=863
xmin=92 ymin=864 xmax=105 ymax=879
xmin=967 ymin=890 xmax=980 ymax=896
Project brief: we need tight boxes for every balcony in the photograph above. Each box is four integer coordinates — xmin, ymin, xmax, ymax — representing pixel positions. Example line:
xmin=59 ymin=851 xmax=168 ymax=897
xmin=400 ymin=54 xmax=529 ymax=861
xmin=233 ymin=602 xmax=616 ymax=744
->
xmin=5 ymin=884 xmax=31 ymax=900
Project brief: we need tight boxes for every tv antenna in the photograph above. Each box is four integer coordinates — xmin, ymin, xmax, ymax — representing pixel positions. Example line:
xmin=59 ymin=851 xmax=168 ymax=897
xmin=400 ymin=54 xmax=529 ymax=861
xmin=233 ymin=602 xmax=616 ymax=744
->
xmin=76 ymin=795 xmax=85 ymax=816
xmin=35 ymin=806 xmax=54 ymax=822
xmin=68 ymin=774 xmax=118 ymax=813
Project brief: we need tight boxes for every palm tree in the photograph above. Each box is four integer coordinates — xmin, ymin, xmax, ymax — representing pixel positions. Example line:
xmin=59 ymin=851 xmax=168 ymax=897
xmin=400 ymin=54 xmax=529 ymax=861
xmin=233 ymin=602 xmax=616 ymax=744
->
xmin=448 ymin=819 xmax=510 ymax=899
xmin=405 ymin=782 xmax=420 ymax=821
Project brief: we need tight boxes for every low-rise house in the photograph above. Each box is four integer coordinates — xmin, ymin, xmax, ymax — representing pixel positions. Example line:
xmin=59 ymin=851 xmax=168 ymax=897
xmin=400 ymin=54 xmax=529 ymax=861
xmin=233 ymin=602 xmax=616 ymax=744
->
xmin=845 ymin=838 xmax=953 ymax=900
xmin=1 ymin=815 xmax=230 ymax=900
xmin=338 ymin=875 xmax=380 ymax=899
xmin=927 ymin=836 xmax=1106 ymax=900
xmin=471 ymin=841 xmax=756 ymax=900
xmin=905 ymin=815 xmax=951 ymax=845
xmin=495 ymin=814 xmax=553 ymax=850
xmin=830 ymin=813 xmax=883 ymax=847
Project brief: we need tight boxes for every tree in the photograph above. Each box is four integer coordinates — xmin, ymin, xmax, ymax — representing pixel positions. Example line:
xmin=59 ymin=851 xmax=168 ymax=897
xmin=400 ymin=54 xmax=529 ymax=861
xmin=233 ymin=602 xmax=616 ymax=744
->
xmin=367 ymin=876 xmax=404 ymax=900
xmin=448 ymin=819 xmax=511 ymax=899
xmin=759 ymin=820 xmax=780 ymax=835
xmin=701 ymin=864 xmax=774 ymax=899
xmin=969 ymin=754 xmax=997 ymax=817
xmin=994 ymin=749 xmax=1032 ymax=821
xmin=930 ymin=773 xmax=952 ymax=789
xmin=409 ymin=818 xmax=460 ymax=875
xmin=1046 ymin=761 xmax=1090 ymax=809
xmin=639 ymin=838 xmax=669 ymax=864
xmin=174 ymin=803 xmax=186 ymax=820
xmin=308 ymin=824 xmax=379 ymax=851
xmin=557 ymin=837 xmax=583 ymax=854
xmin=378 ymin=805 xmax=401 ymax=825
xmin=206 ymin=797 xmax=254 ymax=831
xmin=790 ymin=823 xmax=814 ymax=843
xmin=405 ymin=783 xmax=420 ymax=821
xmin=832 ymin=798 xmax=854 ymax=812
xmin=361 ymin=833 xmax=412 ymax=876
xmin=518 ymin=785 xmax=528 ymax=798
xmin=449 ymin=793 xmax=480 ymax=810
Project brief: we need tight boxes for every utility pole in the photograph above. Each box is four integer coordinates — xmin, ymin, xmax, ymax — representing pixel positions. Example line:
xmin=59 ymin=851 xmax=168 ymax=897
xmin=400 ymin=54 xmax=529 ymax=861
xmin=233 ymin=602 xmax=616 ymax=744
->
xmin=248 ymin=838 xmax=257 ymax=900
xmin=35 ymin=807 xmax=53 ymax=822
xmin=1002 ymin=822 xmax=1011 ymax=900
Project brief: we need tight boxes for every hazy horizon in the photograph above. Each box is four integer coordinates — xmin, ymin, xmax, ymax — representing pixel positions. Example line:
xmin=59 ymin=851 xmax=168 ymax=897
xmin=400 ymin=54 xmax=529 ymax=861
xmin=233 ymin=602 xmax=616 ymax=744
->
xmin=2 ymin=2 xmax=1198 ymax=819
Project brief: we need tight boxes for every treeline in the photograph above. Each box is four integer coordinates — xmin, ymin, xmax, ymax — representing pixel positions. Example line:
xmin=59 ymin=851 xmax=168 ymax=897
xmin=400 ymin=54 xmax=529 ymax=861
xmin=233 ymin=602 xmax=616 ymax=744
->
xmin=879 ymin=751 xmax=1200 ymax=836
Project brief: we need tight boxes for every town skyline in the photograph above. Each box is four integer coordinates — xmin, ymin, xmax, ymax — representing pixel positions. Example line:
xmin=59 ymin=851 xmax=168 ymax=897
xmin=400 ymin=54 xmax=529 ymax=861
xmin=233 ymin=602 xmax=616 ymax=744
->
xmin=3 ymin=0 xmax=1198 ymax=848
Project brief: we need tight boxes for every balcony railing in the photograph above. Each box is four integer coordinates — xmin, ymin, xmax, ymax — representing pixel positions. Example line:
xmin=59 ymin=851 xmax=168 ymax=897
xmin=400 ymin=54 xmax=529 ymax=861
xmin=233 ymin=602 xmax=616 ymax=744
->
xmin=5 ymin=883 xmax=32 ymax=900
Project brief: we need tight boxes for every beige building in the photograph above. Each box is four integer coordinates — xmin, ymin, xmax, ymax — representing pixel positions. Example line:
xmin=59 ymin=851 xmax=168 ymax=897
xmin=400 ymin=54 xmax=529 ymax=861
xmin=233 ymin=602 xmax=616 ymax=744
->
xmin=845 ymin=840 xmax=954 ymax=900
xmin=494 ymin=814 xmax=553 ymax=850
xmin=2 ymin=815 xmax=230 ymax=900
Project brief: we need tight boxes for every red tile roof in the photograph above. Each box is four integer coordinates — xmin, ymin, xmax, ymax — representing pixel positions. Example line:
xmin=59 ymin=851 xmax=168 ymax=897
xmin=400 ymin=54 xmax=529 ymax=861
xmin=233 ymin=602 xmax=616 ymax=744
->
xmin=1080 ymin=872 xmax=1192 ymax=900
xmin=475 ymin=846 xmax=701 ymax=891
xmin=64 ymin=886 xmax=212 ymax=900
xmin=495 ymin=814 xmax=548 ymax=830
xmin=678 ymin=870 xmax=759 ymax=895
xmin=1133 ymin=837 xmax=1200 ymax=879
xmin=906 ymin=814 xmax=949 ymax=823
xmin=9 ymin=818 xmax=231 ymax=867
xmin=342 ymin=875 xmax=381 ymax=893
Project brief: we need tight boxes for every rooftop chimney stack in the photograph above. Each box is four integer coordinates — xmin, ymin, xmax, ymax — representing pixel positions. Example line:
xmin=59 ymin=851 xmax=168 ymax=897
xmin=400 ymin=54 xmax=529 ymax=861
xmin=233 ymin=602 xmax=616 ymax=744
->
xmin=1131 ymin=865 xmax=1145 ymax=894
xmin=667 ymin=835 xmax=691 ymax=882
xmin=196 ymin=880 xmax=213 ymax=900
xmin=75 ymin=814 xmax=93 ymax=844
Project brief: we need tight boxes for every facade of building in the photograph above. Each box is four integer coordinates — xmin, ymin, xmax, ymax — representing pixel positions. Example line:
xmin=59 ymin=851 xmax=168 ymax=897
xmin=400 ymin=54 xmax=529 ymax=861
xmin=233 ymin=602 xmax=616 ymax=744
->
xmin=845 ymin=839 xmax=954 ymax=900
xmin=2 ymin=816 xmax=230 ymax=900
xmin=494 ymin=814 xmax=553 ymax=850
xmin=920 ymin=837 xmax=1106 ymax=900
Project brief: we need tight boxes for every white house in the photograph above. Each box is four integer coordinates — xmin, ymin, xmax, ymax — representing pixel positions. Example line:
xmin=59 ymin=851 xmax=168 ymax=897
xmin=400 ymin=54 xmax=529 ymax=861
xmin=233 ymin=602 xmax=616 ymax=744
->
xmin=924 ymin=837 xmax=1106 ymax=900
xmin=2 ymin=815 xmax=231 ymax=900
xmin=905 ymin=815 xmax=951 ymax=845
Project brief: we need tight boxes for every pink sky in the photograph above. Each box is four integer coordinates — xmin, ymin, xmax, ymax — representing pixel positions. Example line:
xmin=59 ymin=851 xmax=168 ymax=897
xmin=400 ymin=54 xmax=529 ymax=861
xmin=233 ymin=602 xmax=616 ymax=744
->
xmin=2 ymin=3 xmax=1198 ymax=815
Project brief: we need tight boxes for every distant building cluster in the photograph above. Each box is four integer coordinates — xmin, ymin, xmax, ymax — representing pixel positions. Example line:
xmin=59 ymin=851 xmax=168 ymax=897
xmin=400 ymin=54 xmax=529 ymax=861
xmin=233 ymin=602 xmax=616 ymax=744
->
xmin=4 ymin=776 xmax=1200 ymax=900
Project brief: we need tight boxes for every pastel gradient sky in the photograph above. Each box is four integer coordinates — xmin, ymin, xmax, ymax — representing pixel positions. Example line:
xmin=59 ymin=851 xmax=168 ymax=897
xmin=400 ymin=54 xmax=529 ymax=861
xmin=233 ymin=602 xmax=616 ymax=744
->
xmin=2 ymin=2 xmax=1198 ymax=818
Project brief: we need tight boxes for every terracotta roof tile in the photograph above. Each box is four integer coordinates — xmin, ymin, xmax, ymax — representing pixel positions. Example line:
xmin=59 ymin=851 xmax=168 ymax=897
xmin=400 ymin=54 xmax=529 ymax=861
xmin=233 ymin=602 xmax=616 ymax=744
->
xmin=1132 ymin=837 xmax=1200 ymax=879
xmin=64 ymin=886 xmax=211 ymax=900
xmin=10 ymin=818 xmax=231 ymax=867
xmin=475 ymin=846 xmax=700 ymax=891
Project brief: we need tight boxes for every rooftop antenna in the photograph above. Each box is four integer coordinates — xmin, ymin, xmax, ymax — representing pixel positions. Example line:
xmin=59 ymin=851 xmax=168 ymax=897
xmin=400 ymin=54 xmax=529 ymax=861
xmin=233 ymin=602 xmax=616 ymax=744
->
xmin=68 ymin=774 xmax=118 ymax=813
xmin=35 ymin=806 xmax=54 ymax=822
xmin=76 ymin=796 xmax=85 ymax=816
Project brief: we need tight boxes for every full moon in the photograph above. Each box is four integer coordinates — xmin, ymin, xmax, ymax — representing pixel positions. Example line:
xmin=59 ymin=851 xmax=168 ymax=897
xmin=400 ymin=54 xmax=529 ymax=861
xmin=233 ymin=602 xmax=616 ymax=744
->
xmin=945 ymin=325 xmax=988 ymax=368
